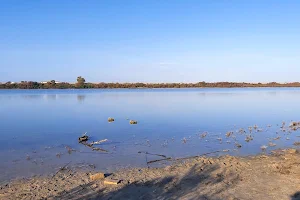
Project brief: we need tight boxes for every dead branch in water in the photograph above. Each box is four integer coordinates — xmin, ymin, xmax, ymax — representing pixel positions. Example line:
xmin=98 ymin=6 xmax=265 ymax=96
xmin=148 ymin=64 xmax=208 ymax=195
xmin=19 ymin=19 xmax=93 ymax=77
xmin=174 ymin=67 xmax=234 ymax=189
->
xmin=147 ymin=157 xmax=172 ymax=164
xmin=80 ymin=141 xmax=109 ymax=152
xmin=78 ymin=133 xmax=109 ymax=152
xmin=80 ymin=141 xmax=93 ymax=147
xmin=138 ymin=151 xmax=167 ymax=158
xmin=78 ymin=151 xmax=109 ymax=154
xmin=90 ymin=139 xmax=108 ymax=145
xmin=92 ymin=147 xmax=109 ymax=152
xmin=65 ymin=145 xmax=76 ymax=154
xmin=145 ymin=150 xmax=224 ymax=164
xmin=175 ymin=150 xmax=222 ymax=161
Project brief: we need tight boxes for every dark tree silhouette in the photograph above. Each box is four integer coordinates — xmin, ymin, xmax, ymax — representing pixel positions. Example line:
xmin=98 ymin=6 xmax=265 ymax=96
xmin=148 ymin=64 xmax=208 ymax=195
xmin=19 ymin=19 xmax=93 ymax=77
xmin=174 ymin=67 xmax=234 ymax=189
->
xmin=76 ymin=76 xmax=86 ymax=88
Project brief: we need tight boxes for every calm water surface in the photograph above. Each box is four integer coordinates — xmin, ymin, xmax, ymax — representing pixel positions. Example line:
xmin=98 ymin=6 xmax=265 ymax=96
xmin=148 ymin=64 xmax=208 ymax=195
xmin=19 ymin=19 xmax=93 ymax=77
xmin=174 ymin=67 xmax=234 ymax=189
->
xmin=0 ymin=88 xmax=300 ymax=181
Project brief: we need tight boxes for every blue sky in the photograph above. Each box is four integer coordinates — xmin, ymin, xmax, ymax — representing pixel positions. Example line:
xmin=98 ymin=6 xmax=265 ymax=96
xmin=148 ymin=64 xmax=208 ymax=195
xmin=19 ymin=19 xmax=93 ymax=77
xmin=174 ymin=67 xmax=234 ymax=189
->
xmin=0 ymin=0 xmax=300 ymax=83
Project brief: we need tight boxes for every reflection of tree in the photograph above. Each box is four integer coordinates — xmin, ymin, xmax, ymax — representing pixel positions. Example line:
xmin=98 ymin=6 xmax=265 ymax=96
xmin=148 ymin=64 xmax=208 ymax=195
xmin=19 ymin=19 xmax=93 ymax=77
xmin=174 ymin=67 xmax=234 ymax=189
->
xmin=266 ymin=91 xmax=277 ymax=96
xmin=46 ymin=94 xmax=57 ymax=100
xmin=22 ymin=95 xmax=43 ymax=99
xmin=77 ymin=95 xmax=86 ymax=102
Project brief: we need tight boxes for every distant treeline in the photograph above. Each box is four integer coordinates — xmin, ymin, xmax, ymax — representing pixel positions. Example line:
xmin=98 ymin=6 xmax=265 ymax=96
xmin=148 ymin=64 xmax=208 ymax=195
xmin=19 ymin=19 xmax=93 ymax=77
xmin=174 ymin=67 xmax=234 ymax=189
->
xmin=1 ymin=79 xmax=300 ymax=89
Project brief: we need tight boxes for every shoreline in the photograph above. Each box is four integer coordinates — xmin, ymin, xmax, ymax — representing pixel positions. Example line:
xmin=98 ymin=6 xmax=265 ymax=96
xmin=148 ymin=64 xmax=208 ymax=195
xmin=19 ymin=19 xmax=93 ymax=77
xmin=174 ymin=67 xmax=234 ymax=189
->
xmin=3 ymin=86 xmax=300 ymax=90
xmin=1 ymin=148 xmax=299 ymax=200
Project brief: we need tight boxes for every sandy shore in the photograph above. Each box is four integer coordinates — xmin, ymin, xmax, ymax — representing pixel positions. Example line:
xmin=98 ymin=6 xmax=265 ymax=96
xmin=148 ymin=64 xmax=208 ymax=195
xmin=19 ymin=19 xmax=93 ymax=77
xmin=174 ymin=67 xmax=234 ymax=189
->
xmin=1 ymin=148 xmax=300 ymax=200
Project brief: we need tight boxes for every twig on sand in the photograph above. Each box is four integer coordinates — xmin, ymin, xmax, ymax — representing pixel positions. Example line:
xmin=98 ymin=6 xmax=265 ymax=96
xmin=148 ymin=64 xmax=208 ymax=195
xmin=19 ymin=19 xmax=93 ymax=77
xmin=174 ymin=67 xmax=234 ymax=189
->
xmin=138 ymin=151 xmax=169 ymax=165
xmin=52 ymin=161 xmax=72 ymax=179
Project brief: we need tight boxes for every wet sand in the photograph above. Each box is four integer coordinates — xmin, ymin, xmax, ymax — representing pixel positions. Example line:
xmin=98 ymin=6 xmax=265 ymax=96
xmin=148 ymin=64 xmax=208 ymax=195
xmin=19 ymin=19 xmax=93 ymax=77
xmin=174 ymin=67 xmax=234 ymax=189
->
xmin=1 ymin=148 xmax=299 ymax=200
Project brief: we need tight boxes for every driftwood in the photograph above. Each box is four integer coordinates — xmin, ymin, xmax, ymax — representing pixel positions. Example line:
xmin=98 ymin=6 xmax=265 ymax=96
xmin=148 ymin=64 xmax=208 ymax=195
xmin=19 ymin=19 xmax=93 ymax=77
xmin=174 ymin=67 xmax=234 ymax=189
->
xmin=78 ymin=134 xmax=109 ymax=152
xmin=90 ymin=139 xmax=108 ymax=145
xmin=104 ymin=179 xmax=122 ymax=185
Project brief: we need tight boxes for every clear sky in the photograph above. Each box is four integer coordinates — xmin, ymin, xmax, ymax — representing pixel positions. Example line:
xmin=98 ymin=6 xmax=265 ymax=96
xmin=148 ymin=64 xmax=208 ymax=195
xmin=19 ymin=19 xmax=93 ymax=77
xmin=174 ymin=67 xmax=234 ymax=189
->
xmin=0 ymin=0 xmax=300 ymax=83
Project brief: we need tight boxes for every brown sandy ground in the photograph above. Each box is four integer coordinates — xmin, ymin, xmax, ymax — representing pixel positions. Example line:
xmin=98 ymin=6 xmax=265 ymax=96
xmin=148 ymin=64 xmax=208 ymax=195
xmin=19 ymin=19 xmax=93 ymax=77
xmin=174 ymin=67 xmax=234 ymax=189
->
xmin=0 ymin=148 xmax=300 ymax=200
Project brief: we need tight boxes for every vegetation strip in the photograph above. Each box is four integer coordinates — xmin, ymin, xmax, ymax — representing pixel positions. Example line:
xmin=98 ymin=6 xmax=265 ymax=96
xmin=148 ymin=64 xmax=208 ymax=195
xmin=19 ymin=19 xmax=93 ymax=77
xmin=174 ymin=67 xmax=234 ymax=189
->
xmin=3 ymin=76 xmax=300 ymax=89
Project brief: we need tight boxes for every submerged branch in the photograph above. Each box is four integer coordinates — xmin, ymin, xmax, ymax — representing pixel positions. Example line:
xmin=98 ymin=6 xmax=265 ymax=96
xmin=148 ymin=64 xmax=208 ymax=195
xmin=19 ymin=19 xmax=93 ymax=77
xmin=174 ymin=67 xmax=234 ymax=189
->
xmin=175 ymin=150 xmax=222 ymax=161
xmin=147 ymin=157 xmax=172 ymax=164
xmin=138 ymin=151 xmax=167 ymax=158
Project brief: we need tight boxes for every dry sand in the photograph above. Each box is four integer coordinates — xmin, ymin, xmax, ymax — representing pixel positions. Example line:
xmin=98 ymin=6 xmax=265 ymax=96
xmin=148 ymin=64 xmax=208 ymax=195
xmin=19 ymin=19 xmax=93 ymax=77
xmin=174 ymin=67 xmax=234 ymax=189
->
xmin=1 ymin=148 xmax=300 ymax=200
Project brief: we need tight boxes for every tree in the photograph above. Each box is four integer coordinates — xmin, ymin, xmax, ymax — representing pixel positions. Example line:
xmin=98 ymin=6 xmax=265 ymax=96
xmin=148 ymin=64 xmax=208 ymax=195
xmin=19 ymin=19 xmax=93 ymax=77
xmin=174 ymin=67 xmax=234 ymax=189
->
xmin=46 ymin=80 xmax=56 ymax=89
xmin=76 ymin=76 xmax=86 ymax=88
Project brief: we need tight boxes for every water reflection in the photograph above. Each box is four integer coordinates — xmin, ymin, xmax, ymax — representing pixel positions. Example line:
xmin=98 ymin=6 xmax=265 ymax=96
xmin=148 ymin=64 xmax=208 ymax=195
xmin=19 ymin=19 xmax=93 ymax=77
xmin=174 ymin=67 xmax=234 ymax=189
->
xmin=77 ymin=95 xmax=86 ymax=102
xmin=22 ymin=95 xmax=43 ymax=99
xmin=266 ymin=91 xmax=278 ymax=96
xmin=44 ymin=94 xmax=57 ymax=100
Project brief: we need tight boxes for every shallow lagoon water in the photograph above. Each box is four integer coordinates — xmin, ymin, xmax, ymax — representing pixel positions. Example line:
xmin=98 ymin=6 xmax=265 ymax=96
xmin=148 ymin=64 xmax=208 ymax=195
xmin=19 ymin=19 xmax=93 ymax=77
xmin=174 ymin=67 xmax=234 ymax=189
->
xmin=0 ymin=88 xmax=300 ymax=181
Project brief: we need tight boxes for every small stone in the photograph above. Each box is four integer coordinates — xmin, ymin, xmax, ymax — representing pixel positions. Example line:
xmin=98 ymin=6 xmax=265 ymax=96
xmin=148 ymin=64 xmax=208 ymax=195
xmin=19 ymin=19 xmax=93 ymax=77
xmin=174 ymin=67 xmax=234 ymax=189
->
xmin=268 ymin=142 xmax=276 ymax=147
xmin=129 ymin=120 xmax=138 ymax=124
xmin=286 ymin=149 xmax=297 ymax=154
xmin=78 ymin=135 xmax=89 ymax=142
xmin=104 ymin=179 xmax=121 ymax=185
xmin=108 ymin=117 xmax=115 ymax=122
xmin=90 ymin=173 xmax=105 ymax=181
